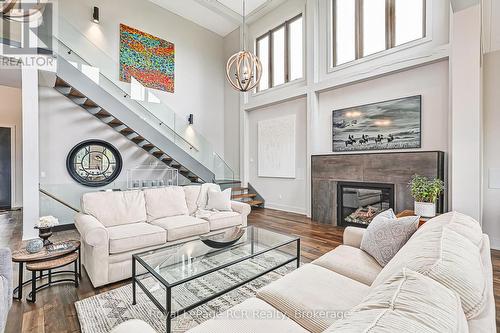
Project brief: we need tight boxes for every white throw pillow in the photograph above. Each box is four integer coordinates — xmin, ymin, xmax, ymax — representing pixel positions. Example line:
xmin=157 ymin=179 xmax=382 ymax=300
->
xmin=206 ymin=189 xmax=232 ymax=211
xmin=360 ymin=211 xmax=419 ymax=267
xmin=325 ymin=268 xmax=469 ymax=333
xmin=197 ymin=183 xmax=221 ymax=209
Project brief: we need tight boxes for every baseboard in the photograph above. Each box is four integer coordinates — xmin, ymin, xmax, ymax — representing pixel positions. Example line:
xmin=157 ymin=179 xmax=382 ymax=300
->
xmin=263 ymin=202 xmax=307 ymax=215
xmin=53 ymin=223 xmax=76 ymax=232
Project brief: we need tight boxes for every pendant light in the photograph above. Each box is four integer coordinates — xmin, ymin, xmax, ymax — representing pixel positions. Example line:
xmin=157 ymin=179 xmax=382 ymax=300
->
xmin=226 ymin=0 xmax=262 ymax=92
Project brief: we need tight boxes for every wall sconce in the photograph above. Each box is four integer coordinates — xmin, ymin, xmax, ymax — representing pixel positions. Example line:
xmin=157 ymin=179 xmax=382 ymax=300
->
xmin=92 ymin=6 xmax=100 ymax=23
xmin=188 ymin=114 xmax=194 ymax=125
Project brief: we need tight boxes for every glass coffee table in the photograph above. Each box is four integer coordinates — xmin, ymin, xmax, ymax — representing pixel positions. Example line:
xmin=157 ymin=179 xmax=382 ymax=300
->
xmin=132 ymin=226 xmax=300 ymax=333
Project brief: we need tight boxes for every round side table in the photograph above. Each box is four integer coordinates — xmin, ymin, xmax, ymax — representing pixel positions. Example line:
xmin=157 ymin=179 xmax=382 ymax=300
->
xmin=12 ymin=240 xmax=81 ymax=303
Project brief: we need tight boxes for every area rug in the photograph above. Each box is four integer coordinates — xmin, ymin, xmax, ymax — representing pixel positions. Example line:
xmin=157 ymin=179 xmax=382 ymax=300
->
xmin=75 ymin=249 xmax=297 ymax=333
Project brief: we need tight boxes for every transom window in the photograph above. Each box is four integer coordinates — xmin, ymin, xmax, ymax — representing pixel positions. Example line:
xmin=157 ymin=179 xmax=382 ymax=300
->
xmin=256 ymin=14 xmax=304 ymax=92
xmin=331 ymin=0 xmax=426 ymax=67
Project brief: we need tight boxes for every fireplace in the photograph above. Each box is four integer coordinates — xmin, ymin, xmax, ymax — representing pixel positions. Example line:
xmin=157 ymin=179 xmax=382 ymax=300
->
xmin=337 ymin=181 xmax=394 ymax=228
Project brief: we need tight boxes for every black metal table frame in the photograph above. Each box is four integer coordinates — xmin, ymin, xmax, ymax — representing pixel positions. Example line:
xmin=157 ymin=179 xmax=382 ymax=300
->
xmin=13 ymin=249 xmax=81 ymax=303
xmin=132 ymin=230 xmax=300 ymax=333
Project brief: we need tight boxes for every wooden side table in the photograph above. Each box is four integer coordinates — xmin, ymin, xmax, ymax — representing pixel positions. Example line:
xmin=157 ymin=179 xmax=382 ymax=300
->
xmin=396 ymin=210 xmax=433 ymax=227
xmin=12 ymin=240 xmax=81 ymax=302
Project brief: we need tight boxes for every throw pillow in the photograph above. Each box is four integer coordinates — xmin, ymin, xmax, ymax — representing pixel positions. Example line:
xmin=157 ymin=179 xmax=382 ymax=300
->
xmin=196 ymin=183 xmax=221 ymax=209
xmin=206 ymin=189 xmax=232 ymax=211
xmin=325 ymin=268 xmax=469 ymax=333
xmin=360 ymin=213 xmax=419 ymax=267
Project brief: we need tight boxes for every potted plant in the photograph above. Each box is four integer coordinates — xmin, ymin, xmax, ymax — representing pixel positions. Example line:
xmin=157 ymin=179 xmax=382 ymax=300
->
xmin=35 ymin=216 xmax=59 ymax=246
xmin=409 ymin=175 xmax=445 ymax=218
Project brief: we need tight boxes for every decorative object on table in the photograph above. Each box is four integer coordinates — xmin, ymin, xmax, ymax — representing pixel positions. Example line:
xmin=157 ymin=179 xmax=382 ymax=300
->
xmin=35 ymin=216 xmax=59 ymax=246
xmin=200 ymin=226 xmax=245 ymax=249
xmin=66 ymin=140 xmax=123 ymax=187
xmin=46 ymin=242 xmax=73 ymax=253
xmin=26 ymin=239 xmax=44 ymax=254
xmin=409 ymin=174 xmax=445 ymax=218
xmin=119 ymin=23 xmax=175 ymax=93
xmin=360 ymin=209 xmax=420 ymax=266
xmin=225 ymin=0 xmax=262 ymax=92
xmin=332 ymin=95 xmax=422 ymax=152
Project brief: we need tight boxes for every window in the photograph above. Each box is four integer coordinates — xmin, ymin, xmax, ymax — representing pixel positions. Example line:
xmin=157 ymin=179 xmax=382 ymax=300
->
xmin=332 ymin=0 xmax=425 ymax=67
xmin=256 ymin=14 xmax=304 ymax=92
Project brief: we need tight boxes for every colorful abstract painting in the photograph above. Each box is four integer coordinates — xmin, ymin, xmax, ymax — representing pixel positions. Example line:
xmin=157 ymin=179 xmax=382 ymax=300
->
xmin=119 ymin=24 xmax=175 ymax=93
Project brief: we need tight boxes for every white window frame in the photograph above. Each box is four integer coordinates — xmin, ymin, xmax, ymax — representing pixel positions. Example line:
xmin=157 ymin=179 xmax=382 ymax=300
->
xmin=255 ymin=13 xmax=305 ymax=93
xmin=328 ymin=0 xmax=429 ymax=72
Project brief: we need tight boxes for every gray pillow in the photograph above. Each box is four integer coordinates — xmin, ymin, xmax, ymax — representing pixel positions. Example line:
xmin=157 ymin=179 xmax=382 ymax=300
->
xmin=361 ymin=210 xmax=419 ymax=267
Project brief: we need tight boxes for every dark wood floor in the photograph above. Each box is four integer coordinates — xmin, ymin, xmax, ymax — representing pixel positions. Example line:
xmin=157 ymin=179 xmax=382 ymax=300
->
xmin=1 ymin=208 xmax=499 ymax=332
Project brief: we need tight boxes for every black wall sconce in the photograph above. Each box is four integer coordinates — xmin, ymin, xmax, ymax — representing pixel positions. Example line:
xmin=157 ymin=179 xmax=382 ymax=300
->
xmin=92 ymin=6 xmax=100 ymax=23
xmin=188 ymin=114 xmax=194 ymax=125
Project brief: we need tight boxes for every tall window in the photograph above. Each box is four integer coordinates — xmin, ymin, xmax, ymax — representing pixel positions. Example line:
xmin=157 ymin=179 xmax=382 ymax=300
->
xmin=332 ymin=0 xmax=425 ymax=67
xmin=256 ymin=14 xmax=303 ymax=92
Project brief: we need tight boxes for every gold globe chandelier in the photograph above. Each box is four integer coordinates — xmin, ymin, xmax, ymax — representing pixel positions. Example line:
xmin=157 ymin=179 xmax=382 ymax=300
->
xmin=226 ymin=0 xmax=262 ymax=92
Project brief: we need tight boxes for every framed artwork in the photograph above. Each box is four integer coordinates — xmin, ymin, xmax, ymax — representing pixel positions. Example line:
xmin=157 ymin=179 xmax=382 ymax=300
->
xmin=332 ymin=95 xmax=422 ymax=152
xmin=258 ymin=115 xmax=296 ymax=178
xmin=119 ymin=24 xmax=175 ymax=93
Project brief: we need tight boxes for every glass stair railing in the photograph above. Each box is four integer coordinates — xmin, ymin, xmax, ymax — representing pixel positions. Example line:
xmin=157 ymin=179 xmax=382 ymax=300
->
xmin=52 ymin=16 xmax=235 ymax=183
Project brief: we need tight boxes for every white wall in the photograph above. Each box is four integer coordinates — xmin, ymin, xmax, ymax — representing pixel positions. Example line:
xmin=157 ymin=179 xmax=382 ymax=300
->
xmin=248 ymin=98 xmax=307 ymax=214
xmin=59 ymin=0 xmax=226 ymax=156
xmin=314 ymin=61 xmax=450 ymax=155
xmin=38 ymin=87 xmax=163 ymax=225
xmin=0 ymin=85 xmax=22 ymax=208
xmin=223 ymin=28 xmax=241 ymax=179
xmin=450 ymin=4 xmax=482 ymax=222
xmin=482 ymin=50 xmax=500 ymax=248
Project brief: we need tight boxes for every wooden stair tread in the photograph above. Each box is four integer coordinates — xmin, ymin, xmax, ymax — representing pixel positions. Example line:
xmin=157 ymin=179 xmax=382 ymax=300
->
xmin=232 ymin=193 xmax=256 ymax=199
xmin=246 ymin=200 xmax=264 ymax=206
xmin=231 ymin=187 xmax=248 ymax=192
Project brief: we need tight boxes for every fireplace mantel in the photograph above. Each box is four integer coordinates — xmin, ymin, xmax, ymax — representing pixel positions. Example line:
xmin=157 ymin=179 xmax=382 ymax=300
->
xmin=311 ymin=151 xmax=446 ymax=226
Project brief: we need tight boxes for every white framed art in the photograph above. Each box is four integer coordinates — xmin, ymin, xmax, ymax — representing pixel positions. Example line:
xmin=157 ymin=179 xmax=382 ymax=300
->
xmin=258 ymin=115 xmax=296 ymax=178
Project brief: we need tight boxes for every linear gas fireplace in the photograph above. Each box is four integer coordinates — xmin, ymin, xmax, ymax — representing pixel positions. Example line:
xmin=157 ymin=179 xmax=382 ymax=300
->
xmin=337 ymin=181 xmax=394 ymax=228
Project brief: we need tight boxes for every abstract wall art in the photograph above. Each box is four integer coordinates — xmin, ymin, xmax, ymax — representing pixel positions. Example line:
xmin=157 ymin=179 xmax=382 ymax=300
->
xmin=119 ymin=24 xmax=175 ymax=93
xmin=258 ymin=115 xmax=296 ymax=178
xmin=332 ymin=95 xmax=422 ymax=152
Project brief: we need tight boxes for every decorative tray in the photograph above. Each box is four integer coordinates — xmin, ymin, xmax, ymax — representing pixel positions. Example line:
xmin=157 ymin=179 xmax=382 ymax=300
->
xmin=200 ymin=226 xmax=245 ymax=249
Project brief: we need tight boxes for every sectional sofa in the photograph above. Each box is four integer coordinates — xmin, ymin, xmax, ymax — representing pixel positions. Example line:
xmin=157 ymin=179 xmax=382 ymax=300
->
xmin=187 ymin=212 xmax=495 ymax=332
xmin=74 ymin=185 xmax=251 ymax=287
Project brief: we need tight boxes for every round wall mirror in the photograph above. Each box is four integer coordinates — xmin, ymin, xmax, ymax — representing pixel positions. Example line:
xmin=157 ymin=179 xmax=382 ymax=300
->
xmin=66 ymin=140 xmax=122 ymax=187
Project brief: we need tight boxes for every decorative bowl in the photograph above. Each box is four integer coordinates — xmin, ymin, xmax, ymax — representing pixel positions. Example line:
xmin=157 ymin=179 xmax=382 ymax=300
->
xmin=26 ymin=238 xmax=44 ymax=254
xmin=200 ymin=226 xmax=245 ymax=249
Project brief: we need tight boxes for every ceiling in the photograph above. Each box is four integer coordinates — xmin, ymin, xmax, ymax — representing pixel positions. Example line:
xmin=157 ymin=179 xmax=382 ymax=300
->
xmin=149 ymin=0 xmax=285 ymax=37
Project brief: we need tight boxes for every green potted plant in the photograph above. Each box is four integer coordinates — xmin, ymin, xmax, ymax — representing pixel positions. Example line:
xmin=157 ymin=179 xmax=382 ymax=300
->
xmin=409 ymin=175 xmax=445 ymax=218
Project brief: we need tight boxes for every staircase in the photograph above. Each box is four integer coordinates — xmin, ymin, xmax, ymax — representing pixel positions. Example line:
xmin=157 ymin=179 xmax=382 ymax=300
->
xmin=53 ymin=54 xmax=217 ymax=184
xmin=217 ymin=180 xmax=264 ymax=208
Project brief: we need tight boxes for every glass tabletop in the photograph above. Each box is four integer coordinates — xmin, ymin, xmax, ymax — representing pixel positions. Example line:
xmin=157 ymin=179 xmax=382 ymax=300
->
xmin=134 ymin=226 xmax=299 ymax=287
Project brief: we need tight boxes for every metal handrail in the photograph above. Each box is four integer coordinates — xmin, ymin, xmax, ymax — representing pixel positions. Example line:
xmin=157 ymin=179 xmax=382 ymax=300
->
xmin=39 ymin=188 xmax=81 ymax=213
xmin=52 ymin=35 xmax=199 ymax=153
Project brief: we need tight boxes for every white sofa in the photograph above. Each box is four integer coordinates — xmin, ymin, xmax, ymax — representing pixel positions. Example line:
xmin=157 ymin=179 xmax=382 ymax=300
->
xmin=75 ymin=185 xmax=251 ymax=287
xmin=187 ymin=211 xmax=495 ymax=333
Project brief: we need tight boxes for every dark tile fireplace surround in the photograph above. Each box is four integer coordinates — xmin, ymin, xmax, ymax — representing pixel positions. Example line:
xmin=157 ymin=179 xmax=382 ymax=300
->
xmin=312 ymin=151 xmax=446 ymax=227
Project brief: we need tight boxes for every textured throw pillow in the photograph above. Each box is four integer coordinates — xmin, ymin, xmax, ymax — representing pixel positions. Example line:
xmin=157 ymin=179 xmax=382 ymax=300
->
xmin=325 ymin=268 xmax=469 ymax=333
xmin=206 ymin=189 xmax=232 ymax=211
xmin=360 ymin=212 xmax=419 ymax=267
xmin=370 ymin=226 xmax=486 ymax=320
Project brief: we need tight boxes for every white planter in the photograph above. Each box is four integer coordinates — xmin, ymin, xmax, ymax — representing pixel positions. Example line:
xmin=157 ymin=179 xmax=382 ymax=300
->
xmin=414 ymin=201 xmax=436 ymax=218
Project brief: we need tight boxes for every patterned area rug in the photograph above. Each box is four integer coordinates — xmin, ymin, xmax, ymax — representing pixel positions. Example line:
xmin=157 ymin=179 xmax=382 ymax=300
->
xmin=75 ymin=250 xmax=297 ymax=333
